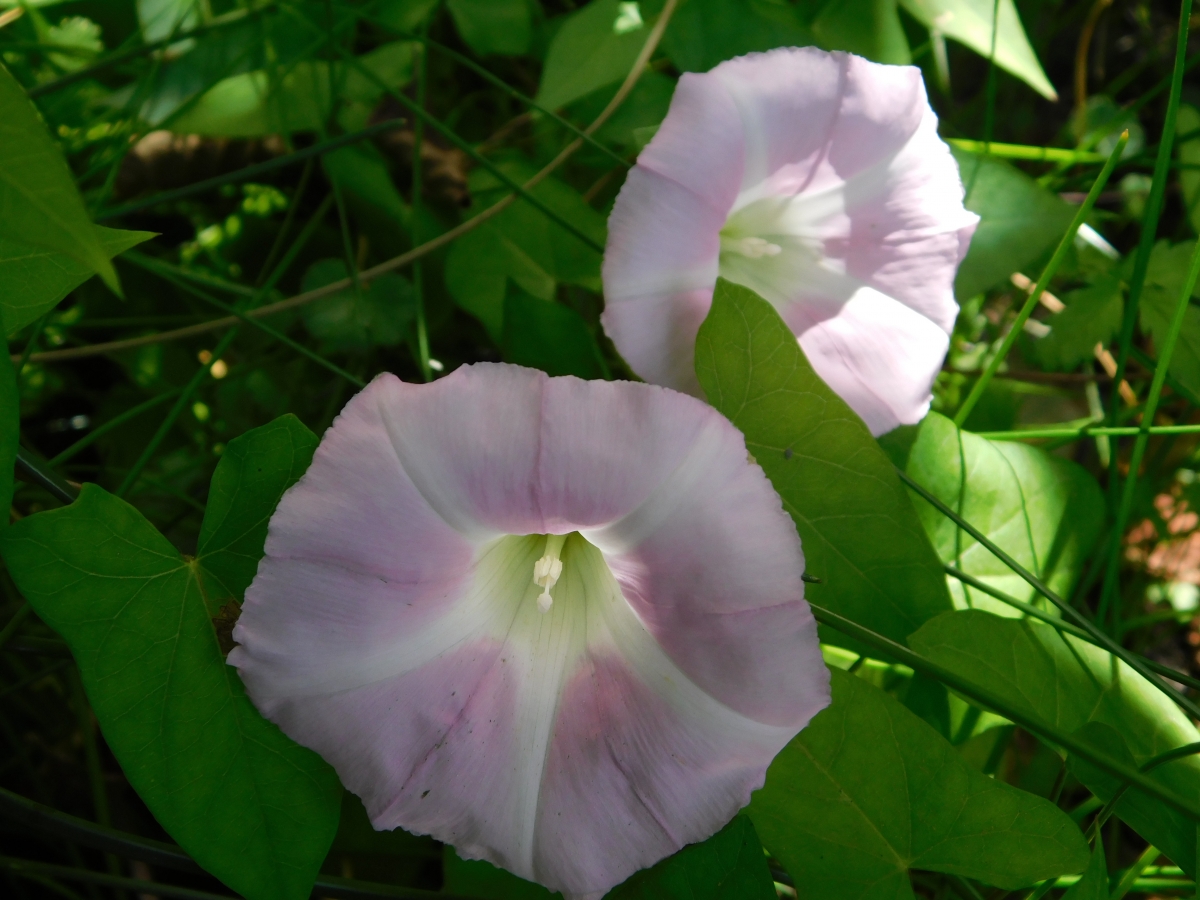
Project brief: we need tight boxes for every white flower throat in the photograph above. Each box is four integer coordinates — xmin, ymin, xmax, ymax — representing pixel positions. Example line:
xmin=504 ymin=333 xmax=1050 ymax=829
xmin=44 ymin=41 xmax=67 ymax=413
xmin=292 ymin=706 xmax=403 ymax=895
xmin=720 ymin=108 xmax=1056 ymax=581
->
xmin=533 ymin=533 xmax=568 ymax=613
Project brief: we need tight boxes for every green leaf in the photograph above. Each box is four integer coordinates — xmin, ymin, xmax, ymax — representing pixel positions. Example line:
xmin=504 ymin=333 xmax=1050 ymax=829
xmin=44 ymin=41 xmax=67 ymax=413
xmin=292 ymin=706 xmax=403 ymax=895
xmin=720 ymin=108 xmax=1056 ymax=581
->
xmin=1140 ymin=240 xmax=1200 ymax=398
xmin=952 ymin=148 xmax=1076 ymax=300
xmin=447 ymin=0 xmax=532 ymax=56
xmin=378 ymin=0 xmax=440 ymax=32
xmin=138 ymin=0 xmax=200 ymax=44
xmin=695 ymin=279 xmax=952 ymax=648
xmin=606 ymin=816 xmax=776 ymax=900
xmin=885 ymin=411 xmax=1104 ymax=614
xmin=0 ymin=307 xmax=15 ymax=522
xmin=171 ymin=45 xmax=415 ymax=138
xmin=909 ymin=610 xmax=1200 ymax=877
xmin=1029 ymin=275 xmax=1123 ymax=371
xmin=899 ymin=0 xmax=1057 ymax=100
xmin=502 ymin=286 xmax=606 ymax=379
xmin=747 ymin=669 xmax=1089 ymax=898
xmin=1062 ymin=845 xmax=1109 ymax=900
xmin=442 ymin=816 xmax=776 ymax=900
xmin=0 ymin=63 xmax=119 ymax=292
xmin=195 ymin=414 xmax=318 ymax=606
xmin=299 ymin=259 xmax=415 ymax=352
xmin=1 ymin=226 xmax=154 ymax=338
xmin=1179 ymin=104 xmax=1200 ymax=235
xmin=661 ymin=0 xmax=813 ymax=73
xmin=536 ymin=0 xmax=649 ymax=112
xmin=446 ymin=160 xmax=605 ymax=341
xmin=0 ymin=419 xmax=343 ymax=900
xmin=813 ymin=0 xmax=911 ymax=66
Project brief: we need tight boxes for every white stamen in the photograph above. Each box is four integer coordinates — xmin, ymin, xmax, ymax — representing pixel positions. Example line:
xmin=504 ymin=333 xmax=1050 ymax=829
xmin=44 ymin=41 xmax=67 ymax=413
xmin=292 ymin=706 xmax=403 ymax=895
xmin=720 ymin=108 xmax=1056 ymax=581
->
xmin=533 ymin=533 xmax=567 ymax=613
xmin=721 ymin=235 xmax=782 ymax=259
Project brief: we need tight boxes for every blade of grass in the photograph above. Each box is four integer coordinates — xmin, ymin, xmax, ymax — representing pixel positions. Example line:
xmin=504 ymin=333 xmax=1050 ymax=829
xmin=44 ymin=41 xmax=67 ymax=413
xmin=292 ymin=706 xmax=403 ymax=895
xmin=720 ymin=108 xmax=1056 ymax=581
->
xmin=955 ymin=131 xmax=1127 ymax=425
xmin=412 ymin=17 xmax=432 ymax=382
xmin=1098 ymin=236 xmax=1200 ymax=626
xmin=16 ymin=0 xmax=680 ymax=367
xmin=96 ymin=119 xmax=405 ymax=221
xmin=897 ymin=466 xmax=1200 ymax=722
xmin=809 ymin=601 xmax=1200 ymax=823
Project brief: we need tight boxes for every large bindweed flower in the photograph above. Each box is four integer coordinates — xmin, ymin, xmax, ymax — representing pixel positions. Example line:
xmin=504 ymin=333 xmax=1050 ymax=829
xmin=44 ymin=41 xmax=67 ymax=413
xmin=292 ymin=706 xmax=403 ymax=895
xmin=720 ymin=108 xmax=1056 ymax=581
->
xmin=602 ymin=47 xmax=979 ymax=436
xmin=229 ymin=364 xmax=830 ymax=899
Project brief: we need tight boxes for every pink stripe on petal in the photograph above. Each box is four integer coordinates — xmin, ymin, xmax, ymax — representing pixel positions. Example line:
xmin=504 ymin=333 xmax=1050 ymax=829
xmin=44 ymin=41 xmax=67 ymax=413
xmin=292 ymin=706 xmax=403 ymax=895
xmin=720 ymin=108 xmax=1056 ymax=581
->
xmin=787 ymin=286 xmax=950 ymax=435
xmin=602 ymin=166 xmax=722 ymax=303
xmin=534 ymin=654 xmax=796 ymax=896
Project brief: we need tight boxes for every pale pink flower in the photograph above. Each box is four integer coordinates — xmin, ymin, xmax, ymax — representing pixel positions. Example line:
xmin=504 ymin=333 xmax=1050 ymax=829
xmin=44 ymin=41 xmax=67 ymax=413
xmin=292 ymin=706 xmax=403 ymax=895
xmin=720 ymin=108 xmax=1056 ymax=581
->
xmin=229 ymin=364 xmax=829 ymax=899
xmin=602 ymin=47 xmax=978 ymax=436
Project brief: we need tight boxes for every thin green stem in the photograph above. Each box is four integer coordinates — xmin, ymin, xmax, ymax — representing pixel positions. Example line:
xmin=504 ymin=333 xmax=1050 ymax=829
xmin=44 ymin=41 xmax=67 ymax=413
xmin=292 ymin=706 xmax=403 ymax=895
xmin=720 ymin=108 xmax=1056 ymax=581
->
xmin=289 ymin=10 xmax=606 ymax=254
xmin=897 ymin=467 xmax=1200 ymax=722
xmin=976 ymin=423 xmax=1200 ymax=440
xmin=48 ymin=392 xmax=181 ymax=467
xmin=946 ymin=564 xmax=1200 ymax=689
xmin=954 ymin=132 xmax=1127 ymax=426
xmin=96 ymin=119 xmax=404 ymax=221
xmin=1106 ymin=0 xmax=1196 ymax=560
xmin=1099 ymin=237 xmax=1200 ymax=626
xmin=126 ymin=255 xmax=365 ymax=388
xmin=809 ymin=602 xmax=1200 ymax=822
xmin=116 ymin=327 xmax=238 ymax=498
xmin=386 ymin=28 xmax=628 ymax=167
xmin=946 ymin=139 xmax=1105 ymax=163
xmin=1088 ymin=743 xmax=1200 ymax=843
xmin=26 ymin=5 xmax=277 ymax=99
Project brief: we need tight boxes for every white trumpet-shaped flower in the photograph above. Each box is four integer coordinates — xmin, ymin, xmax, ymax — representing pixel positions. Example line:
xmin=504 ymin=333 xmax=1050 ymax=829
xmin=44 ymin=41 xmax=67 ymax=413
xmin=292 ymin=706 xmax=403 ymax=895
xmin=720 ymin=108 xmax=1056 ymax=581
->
xmin=602 ymin=47 xmax=979 ymax=435
xmin=229 ymin=364 xmax=830 ymax=900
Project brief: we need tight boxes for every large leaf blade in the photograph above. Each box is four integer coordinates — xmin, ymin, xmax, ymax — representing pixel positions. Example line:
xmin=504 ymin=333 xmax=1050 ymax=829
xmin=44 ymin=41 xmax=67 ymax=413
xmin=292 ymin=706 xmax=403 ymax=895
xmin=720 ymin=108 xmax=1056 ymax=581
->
xmin=1 ymin=426 xmax=342 ymax=900
xmin=884 ymin=412 xmax=1104 ymax=613
xmin=748 ymin=669 xmax=1088 ymax=899
xmin=910 ymin=610 xmax=1200 ymax=876
xmin=0 ymin=64 xmax=118 ymax=291
xmin=695 ymin=278 xmax=952 ymax=646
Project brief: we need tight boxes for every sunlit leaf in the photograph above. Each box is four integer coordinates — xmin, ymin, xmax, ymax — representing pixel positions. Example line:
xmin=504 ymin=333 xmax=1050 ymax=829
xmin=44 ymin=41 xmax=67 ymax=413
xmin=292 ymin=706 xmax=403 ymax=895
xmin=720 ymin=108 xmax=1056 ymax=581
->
xmin=0 ymin=417 xmax=342 ymax=900
xmin=447 ymin=0 xmax=532 ymax=56
xmin=910 ymin=610 xmax=1200 ymax=877
xmin=695 ymin=279 xmax=952 ymax=648
xmin=813 ymin=0 xmax=911 ymax=65
xmin=1140 ymin=239 xmax=1200 ymax=398
xmin=748 ymin=669 xmax=1089 ymax=898
xmin=952 ymin=148 xmax=1076 ymax=300
xmin=536 ymin=0 xmax=650 ymax=112
xmin=0 ymin=63 xmax=119 ymax=292
xmin=900 ymin=0 xmax=1057 ymax=99
xmin=882 ymin=412 xmax=1104 ymax=615
xmin=662 ymin=0 xmax=813 ymax=72
xmin=0 ymin=226 xmax=154 ymax=338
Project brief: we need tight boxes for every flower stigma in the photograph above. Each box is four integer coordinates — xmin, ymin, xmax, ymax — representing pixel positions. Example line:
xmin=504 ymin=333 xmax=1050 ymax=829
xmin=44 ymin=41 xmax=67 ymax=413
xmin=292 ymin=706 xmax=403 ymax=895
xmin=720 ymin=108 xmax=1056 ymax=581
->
xmin=532 ymin=533 xmax=568 ymax=613
xmin=719 ymin=234 xmax=782 ymax=259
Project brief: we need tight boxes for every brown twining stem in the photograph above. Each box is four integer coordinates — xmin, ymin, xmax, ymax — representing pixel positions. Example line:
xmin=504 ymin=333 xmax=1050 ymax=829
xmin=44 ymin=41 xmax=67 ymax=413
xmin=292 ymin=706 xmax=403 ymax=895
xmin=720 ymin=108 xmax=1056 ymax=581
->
xmin=18 ymin=0 xmax=681 ymax=368
xmin=1075 ymin=0 xmax=1114 ymax=114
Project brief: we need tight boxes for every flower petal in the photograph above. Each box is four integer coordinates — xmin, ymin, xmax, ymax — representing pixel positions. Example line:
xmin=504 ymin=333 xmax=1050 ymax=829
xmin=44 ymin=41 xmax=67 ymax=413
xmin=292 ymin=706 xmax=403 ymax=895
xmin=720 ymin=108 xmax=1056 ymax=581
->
xmin=602 ymin=47 xmax=977 ymax=434
xmin=786 ymin=285 xmax=950 ymax=435
xmin=231 ymin=366 xmax=828 ymax=900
